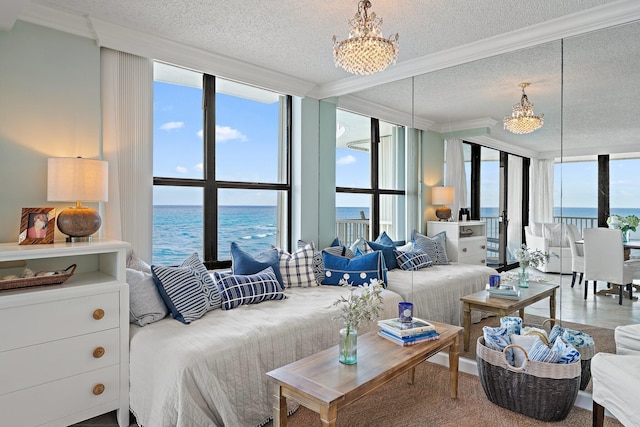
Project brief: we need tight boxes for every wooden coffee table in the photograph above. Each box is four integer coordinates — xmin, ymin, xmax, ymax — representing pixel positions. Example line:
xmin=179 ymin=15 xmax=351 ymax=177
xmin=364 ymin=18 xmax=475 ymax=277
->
xmin=460 ymin=282 xmax=559 ymax=351
xmin=266 ymin=321 xmax=462 ymax=426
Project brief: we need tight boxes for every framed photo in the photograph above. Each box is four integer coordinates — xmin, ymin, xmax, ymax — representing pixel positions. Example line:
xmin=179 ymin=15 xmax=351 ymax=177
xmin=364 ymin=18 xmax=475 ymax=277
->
xmin=18 ymin=208 xmax=56 ymax=245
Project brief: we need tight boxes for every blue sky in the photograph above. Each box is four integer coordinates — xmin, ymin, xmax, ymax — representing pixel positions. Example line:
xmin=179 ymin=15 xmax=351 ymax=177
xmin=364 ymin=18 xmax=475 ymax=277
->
xmin=153 ymin=81 xmax=639 ymax=210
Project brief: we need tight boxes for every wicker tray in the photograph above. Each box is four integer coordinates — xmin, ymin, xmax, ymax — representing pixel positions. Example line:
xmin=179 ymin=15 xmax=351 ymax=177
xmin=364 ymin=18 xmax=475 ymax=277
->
xmin=0 ymin=264 xmax=77 ymax=291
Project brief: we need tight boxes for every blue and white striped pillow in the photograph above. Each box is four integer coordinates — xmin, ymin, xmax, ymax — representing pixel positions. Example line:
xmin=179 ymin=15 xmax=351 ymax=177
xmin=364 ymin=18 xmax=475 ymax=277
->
xmin=412 ymin=230 xmax=450 ymax=265
xmin=214 ymin=266 xmax=286 ymax=310
xmin=393 ymin=249 xmax=433 ymax=271
xmin=151 ymin=253 xmax=221 ymax=324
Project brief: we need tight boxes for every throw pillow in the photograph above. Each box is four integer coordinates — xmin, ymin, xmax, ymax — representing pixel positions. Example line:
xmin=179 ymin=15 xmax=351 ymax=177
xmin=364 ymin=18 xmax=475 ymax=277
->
xmin=127 ymin=250 xmax=152 ymax=274
xmin=298 ymin=240 xmax=325 ymax=285
xmin=528 ymin=339 xmax=561 ymax=363
xmin=321 ymin=250 xmax=387 ymax=287
xmin=349 ymin=237 xmax=373 ymax=255
xmin=510 ymin=334 xmax=541 ymax=367
xmin=151 ymin=253 xmax=221 ymax=324
xmin=395 ymin=242 xmax=414 ymax=252
xmin=551 ymin=337 xmax=581 ymax=364
xmin=374 ymin=231 xmax=395 ymax=247
xmin=543 ymin=223 xmax=564 ymax=247
xmin=482 ymin=326 xmax=513 ymax=364
xmin=366 ymin=240 xmax=398 ymax=270
xmin=278 ymin=244 xmax=316 ymax=288
xmin=213 ymin=266 xmax=286 ymax=310
xmin=412 ymin=230 xmax=450 ymax=265
xmin=126 ymin=268 xmax=169 ymax=326
xmin=329 ymin=237 xmax=355 ymax=258
xmin=499 ymin=316 xmax=523 ymax=335
xmin=394 ymin=249 xmax=432 ymax=271
xmin=231 ymin=242 xmax=284 ymax=287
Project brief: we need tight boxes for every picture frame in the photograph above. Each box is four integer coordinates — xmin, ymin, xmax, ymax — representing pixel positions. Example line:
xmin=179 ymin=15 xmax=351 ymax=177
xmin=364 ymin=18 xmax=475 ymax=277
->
xmin=18 ymin=208 xmax=56 ymax=245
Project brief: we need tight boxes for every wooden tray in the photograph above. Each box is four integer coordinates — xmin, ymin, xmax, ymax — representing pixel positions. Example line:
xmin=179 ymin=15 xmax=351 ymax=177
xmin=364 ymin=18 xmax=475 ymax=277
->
xmin=0 ymin=264 xmax=77 ymax=291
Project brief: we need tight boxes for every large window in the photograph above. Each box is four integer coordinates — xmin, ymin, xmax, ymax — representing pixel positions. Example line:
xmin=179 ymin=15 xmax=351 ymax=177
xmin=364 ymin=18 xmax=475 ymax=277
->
xmin=153 ymin=63 xmax=291 ymax=268
xmin=335 ymin=110 xmax=405 ymax=246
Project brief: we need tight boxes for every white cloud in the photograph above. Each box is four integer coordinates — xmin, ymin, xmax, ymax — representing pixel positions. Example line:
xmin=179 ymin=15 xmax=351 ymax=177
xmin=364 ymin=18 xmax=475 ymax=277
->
xmin=337 ymin=155 xmax=357 ymax=166
xmin=175 ymin=166 xmax=188 ymax=174
xmin=194 ymin=163 xmax=203 ymax=171
xmin=197 ymin=129 xmax=203 ymax=139
xmin=160 ymin=121 xmax=184 ymax=131
xmin=216 ymin=125 xmax=248 ymax=142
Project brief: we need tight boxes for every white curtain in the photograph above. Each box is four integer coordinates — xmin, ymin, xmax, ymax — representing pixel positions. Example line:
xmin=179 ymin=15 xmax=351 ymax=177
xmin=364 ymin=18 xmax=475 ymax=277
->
xmin=444 ymin=138 xmax=468 ymax=220
xmin=507 ymin=156 xmax=523 ymax=259
xmin=529 ymin=158 xmax=555 ymax=224
xmin=405 ymin=128 xmax=421 ymax=239
xmin=101 ymin=48 xmax=154 ymax=261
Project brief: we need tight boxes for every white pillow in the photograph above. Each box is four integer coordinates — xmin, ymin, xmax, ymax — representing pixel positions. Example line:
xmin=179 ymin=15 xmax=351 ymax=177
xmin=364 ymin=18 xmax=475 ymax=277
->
xmin=543 ymin=223 xmax=564 ymax=247
xmin=511 ymin=334 xmax=541 ymax=367
xmin=395 ymin=242 xmax=414 ymax=252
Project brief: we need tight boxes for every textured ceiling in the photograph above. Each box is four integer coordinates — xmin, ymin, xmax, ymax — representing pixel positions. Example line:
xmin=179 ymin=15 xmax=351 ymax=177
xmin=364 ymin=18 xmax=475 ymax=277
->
xmin=11 ymin=0 xmax=640 ymax=157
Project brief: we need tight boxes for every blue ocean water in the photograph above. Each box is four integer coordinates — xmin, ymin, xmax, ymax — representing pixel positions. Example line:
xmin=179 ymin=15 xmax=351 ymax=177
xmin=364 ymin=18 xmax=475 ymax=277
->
xmin=152 ymin=205 xmax=370 ymax=265
xmin=153 ymin=205 xmax=639 ymax=265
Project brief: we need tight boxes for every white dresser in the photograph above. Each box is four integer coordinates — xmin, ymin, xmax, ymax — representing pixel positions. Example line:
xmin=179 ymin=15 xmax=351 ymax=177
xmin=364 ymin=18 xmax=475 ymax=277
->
xmin=427 ymin=221 xmax=487 ymax=265
xmin=0 ymin=239 xmax=130 ymax=427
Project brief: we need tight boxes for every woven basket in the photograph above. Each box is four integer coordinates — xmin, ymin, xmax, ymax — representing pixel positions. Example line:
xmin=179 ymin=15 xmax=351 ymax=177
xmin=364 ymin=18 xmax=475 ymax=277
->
xmin=0 ymin=264 xmax=77 ymax=291
xmin=476 ymin=337 xmax=581 ymax=422
xmin=535 ymin=318 xmax=595 ymax=390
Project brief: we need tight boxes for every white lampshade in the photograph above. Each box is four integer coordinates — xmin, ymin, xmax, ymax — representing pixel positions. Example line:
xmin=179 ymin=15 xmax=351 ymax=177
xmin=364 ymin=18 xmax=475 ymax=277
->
xmin=47 ymin=157 xmax=108 ymax=202
xmin=432 ymin=186 xmax=454 ymax=205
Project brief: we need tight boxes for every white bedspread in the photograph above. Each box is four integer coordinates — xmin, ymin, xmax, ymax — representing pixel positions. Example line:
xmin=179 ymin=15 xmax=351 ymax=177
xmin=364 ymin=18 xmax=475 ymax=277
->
xmin=129 ymin=286 xmax=403 ymax=427
xmin=386 ymin=263 xmax=497 ymax=326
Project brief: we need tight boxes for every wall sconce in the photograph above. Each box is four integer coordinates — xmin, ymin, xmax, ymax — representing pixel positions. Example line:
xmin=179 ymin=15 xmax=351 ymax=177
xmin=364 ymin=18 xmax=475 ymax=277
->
xmin=47 ymin=157 xmax=108 ymax=242
xmin=432 ymin=186 xmax=455 ymax=221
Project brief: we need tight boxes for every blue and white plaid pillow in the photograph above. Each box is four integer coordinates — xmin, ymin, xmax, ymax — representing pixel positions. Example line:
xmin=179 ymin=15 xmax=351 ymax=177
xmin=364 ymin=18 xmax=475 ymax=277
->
xmin=151 ymin=253 xmax=220 ymax=324
xmin=297 ymin=240 xmax=324 ymax=285
xmin=393 ymin=249 xmax=433 ymax=271
xmin=278 ymin=244 xmax=316 ymax=288
xmin=214 ymin=266 xmax=286 ymax=310
xmin=412 ymin=230 xmax=450 ymax=265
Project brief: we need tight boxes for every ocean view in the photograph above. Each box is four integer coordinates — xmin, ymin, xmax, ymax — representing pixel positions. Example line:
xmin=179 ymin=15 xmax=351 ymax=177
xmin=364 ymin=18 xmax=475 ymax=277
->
xmin=152 ymin=205 xmax=640 ymax=265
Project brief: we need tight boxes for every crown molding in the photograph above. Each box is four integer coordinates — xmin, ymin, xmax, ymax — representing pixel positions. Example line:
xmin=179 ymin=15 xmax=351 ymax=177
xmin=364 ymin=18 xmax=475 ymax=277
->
xmin=430 ymin=118 xmax=498 ymax=134
xmin=309 ymin=0 xmax=640 ymax=98
xmin=0 ymin=0 xmax=29 ymax=32
xmin=337 ymin=95 xmax=435 ymax=130
xmin=19 ymin=4 xmax=316 ymax=98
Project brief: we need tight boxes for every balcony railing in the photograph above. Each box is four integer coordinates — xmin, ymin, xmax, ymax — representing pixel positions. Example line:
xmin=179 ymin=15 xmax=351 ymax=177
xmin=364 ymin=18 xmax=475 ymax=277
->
xmin=336 ymin=219 xmax=369 ymax=247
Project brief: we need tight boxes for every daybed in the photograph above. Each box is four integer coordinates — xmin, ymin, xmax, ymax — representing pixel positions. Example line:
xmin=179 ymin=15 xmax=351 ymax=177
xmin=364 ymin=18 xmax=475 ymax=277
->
xmin=129 ymin=264 xmax=495 ymax=426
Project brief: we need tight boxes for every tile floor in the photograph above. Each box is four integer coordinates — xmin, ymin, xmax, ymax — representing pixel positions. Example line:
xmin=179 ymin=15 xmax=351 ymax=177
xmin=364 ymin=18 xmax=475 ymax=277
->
xmin=73 ymin=269 xmax=640 ymax=426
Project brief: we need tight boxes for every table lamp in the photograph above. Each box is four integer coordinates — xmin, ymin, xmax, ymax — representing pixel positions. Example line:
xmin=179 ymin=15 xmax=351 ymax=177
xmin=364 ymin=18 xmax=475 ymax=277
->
xmin=432 ymin=186 xmax=454 ymax=221
xmin=47 ymin=157 xmax=108 ymax=242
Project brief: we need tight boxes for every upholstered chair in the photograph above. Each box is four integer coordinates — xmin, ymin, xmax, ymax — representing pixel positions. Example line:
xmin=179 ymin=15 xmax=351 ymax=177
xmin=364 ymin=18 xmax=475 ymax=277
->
xmin=566 ymin=228 xmax=584 ymax=288
xmin=592 ymin=324 xmax=640 ymax=426
xmin=583 ymin=228 xmax=640 ymax=304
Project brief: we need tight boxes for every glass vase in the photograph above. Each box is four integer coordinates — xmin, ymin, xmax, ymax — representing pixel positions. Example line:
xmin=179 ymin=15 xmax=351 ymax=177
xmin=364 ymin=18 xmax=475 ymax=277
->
xmin=339 ymin=327 xmax=357 ymax=364
xmin=518 ymin=266 xmax=529 ymax=288
xmin=623 ymin=230 xmax=630 ymax=243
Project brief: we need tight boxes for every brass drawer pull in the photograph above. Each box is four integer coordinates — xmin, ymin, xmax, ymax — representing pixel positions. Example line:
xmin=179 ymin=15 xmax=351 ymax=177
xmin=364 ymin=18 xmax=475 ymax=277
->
xmin=93 ymin=346 xmax=105 ymax=358
xmin=93 ymin=309 xmax=105 ymax=320
xmin=462 ymin=248 xmax=467 ymax=252
xmin=481 ymin=259 xmax=486 ymax=264
xmin=481 ymin=245 xmax=486 ymax=249
xmin=93 ymin=384 xmax=105 ymax=395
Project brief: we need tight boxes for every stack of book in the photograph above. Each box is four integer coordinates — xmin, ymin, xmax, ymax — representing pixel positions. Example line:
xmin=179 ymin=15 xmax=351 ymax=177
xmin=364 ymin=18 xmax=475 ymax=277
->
xmin=486 ymin=284 xmax=521 ymax=300
xmin=377 ymin=317 xmax=440 ymax=346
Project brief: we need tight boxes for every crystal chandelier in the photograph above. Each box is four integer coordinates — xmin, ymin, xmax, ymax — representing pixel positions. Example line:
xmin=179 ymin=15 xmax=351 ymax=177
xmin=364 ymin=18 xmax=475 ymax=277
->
xmin=503 ymin=83 xmax=544 ymax=134
xmin=333 ymin=0 xmax=399 ymax=75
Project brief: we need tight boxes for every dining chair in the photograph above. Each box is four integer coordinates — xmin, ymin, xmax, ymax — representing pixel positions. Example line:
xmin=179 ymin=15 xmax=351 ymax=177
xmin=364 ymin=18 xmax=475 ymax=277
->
xmin=583 ymin=228 xmax=640 ymax=304
xmin=566 ymin=227 xmax=584 ymax=288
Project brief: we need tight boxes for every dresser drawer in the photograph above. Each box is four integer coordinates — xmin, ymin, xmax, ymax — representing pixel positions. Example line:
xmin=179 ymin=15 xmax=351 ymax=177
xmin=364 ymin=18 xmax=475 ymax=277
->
xmin=0 ymin=365 xmax=119 ymax=427
xmin=458 ymin=253 xmax=487 ymax=265
xmin=0 ymin=328 xmax=119 ymax=396
xmin=0 ymin=292 xmax=119 ymax=351
xmin=458 ymin=238 xmax=487 ymax=257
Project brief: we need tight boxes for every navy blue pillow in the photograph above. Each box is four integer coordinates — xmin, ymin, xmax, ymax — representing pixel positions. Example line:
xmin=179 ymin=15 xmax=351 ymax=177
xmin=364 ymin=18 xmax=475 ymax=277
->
xmin=375 ymin=231 xmax=395 ymax=247
xmin=321 ymin=250 xmax=387 ymax=287
xmin=230 ymin=242 xmax=283 ymax=287
xmin=366 ymin=240 xmax=398 ymax=270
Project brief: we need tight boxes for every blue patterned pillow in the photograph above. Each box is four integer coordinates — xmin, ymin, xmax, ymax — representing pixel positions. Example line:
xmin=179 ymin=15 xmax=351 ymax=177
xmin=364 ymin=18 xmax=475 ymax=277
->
xmin=412 ymin=230 xmax=450 ymax=265
xmin=322 ymin=251 xmax=386 ymax=287
xmin=297 ymin=240 xmax=324 ymax=285
xmin=394 ymin=249 xmax=432 ymax=271
xmin=329 ymin=237 xmax=355 ymax=258
xmin=213 ymin=266 xmax=285 ymax=310
xmin=151 ymin=253 xmax=220 ymax=324
xmin=562 ymin=328 xmax=594 ymax=349
xmin=548 ymin=324 xmax=564 ymax=343
xmin=483 ymin=326 xmax=513 ymax=363
xmin=278 ymin=244 xmax=316 ymax=288
xmin=367 ymin=240 xmax=398 ymax=270
xmin=231 ymin=242 xmax=283 ymax=287
xmin=528 ymin=339 xmax=561 ymax=363
xmin=551 ymin=337 xmax=581 ymax=364
xmin=500 ymin=316 xmax=523 ymax=335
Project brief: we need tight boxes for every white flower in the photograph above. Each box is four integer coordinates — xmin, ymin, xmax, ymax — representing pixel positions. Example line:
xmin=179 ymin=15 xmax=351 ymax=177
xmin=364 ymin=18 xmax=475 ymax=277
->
xmin=333 ymin=278 xmax=384 ymax=332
